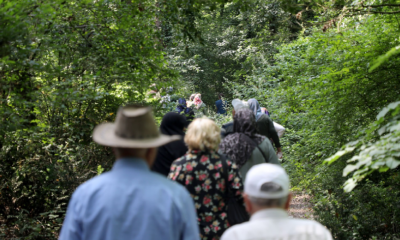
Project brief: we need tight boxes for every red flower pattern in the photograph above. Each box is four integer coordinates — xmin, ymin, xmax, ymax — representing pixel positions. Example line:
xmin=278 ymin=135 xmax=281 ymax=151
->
xmin=168 ymin=150 xmax=244 ymax=240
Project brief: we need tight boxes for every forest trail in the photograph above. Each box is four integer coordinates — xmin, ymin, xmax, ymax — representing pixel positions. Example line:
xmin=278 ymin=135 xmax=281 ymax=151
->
xmin=288 ymin=191 xmax=314 ymax=219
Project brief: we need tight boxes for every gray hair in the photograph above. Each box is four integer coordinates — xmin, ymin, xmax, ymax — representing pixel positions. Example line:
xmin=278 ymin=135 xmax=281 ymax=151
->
xmin=248 ymin=196 xmax=288 ymax=208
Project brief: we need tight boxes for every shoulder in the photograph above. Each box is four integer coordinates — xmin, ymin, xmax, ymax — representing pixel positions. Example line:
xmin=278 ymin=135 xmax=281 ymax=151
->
xmin=72 ymin=172 xmax=112 ymax=197
xmin=260 ymin=137 xmax=272 ymax=146
xmin=286 ymin=218 xmax=332 ymax=237
xmin=258 ymin=114 xmax=271 ymax=121
xmin=222 ymin=121 xmax=233 ymax=128
xmin=172 ymin=154 xmax=189 ymax=165
xmin=168 ymin=155 xmax=189 ymax=176
xmin=221 ymin=221 xmax=252 ymax=239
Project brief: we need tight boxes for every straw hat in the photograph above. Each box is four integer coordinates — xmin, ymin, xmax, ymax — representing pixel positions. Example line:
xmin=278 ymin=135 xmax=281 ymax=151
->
xmin=93 ymin=104 xmax=180 ymax=148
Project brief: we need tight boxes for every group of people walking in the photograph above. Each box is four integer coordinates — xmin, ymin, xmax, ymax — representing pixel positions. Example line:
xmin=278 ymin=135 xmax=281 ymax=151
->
xmin=59 ymin=99 xmax=333 ymax=240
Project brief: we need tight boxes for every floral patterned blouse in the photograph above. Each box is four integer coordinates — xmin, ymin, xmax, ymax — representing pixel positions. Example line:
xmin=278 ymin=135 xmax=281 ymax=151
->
xmin=168 ymin=150 xmax=244 ymax=240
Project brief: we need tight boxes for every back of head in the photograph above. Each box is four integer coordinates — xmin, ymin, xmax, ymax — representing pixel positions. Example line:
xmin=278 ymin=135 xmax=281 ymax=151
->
xmin=160 ymin=112 xmax=186 ymax=136
xmin=247 ymin=99 xmax=260 ymax=117
xmin=177 ymin=98 xmax=186 ymax=106
xmin=233 ymin=108 xmax=258 ymax=136
xmin=232 ymin=99 xmax=249 ymax=112
xmin=185 ymin=117 xmax=220 ymax=151
xmin=245 ymin=163 xmax=290 ymax=201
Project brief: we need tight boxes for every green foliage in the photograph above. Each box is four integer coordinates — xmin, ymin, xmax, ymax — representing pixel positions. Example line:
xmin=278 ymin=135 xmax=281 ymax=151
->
xmin=222 ymin=11 xmax=400 ymax=239
xmin=1 ymin=0 xmax=246 ymax=237
xmin=1 ymin=0 xmax=400 ymax=238
xmin=370 ymin=45 xmax=400 ymax=72
xmin=164 ymin=0 xmax=298 ymax=105
xmin=326 ymin=101 xmax=400 ymax=192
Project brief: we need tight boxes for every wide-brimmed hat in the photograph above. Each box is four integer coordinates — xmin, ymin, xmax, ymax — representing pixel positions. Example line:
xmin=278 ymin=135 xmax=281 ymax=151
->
xmin=93 ymin=104 xmax=181 ymax=148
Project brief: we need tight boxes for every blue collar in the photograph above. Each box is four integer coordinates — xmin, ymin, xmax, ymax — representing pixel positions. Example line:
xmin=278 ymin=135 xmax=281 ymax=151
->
xmin=112 ymin=157 xmax=150 ymax=172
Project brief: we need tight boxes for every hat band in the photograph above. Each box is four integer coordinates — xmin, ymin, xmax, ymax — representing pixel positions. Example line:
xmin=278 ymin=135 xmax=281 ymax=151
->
xmin=115 ymin=131 xmax=159 ymax=140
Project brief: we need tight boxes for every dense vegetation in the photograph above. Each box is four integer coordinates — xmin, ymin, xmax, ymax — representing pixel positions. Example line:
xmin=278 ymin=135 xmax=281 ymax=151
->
xmin=1 ymin=0 xmax=399 ymax=239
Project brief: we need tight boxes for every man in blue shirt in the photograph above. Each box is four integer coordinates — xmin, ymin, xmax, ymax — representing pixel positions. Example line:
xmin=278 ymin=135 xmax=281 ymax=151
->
xmin=59 ymin=104 xmax=200 ymax=240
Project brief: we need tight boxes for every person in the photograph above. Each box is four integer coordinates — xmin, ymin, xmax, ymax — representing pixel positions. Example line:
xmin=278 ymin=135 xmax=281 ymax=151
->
xmin=193 ymin=93 xmax=207 ymax=116
xmin=221 ymin=99 xmax=247 ymax=138
xmin=168 ymin=117 xmax=244 ymax=240
xmin=221 ymin=164 xmax=333 ymax=240
xmin=60 ymin=104 xmax=200 ymax=240
xmin=152 ymin=112 xmax=188 ymax=177
xmin=176 ymin=98 xmax=187 ymax=113
xmin=215 ymin=93 xmax=227 ymax=115
xmin=187 ymin=93 xmax=197 ymax=108
xmin=247 ymin=99 xmax=283 ymax=159
xmin=219 ymin=108 xmax=279 ymax=181
xmin=175 ymin=98 xmax=195 ymax=123
xmin=261 ymin=107 xmax=286 ymax=138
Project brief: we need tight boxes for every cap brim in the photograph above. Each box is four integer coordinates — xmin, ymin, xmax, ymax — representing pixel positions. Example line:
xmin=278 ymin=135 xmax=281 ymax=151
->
xmin=93 ymin=123 xmax=181 ymax=148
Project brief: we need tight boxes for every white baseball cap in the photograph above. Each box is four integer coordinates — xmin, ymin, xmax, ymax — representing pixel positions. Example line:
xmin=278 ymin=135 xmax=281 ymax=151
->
xmin=232 ymin=99 xmax=248 ymax=111
xmin=245 ymin=163 xmax=290 ymax=199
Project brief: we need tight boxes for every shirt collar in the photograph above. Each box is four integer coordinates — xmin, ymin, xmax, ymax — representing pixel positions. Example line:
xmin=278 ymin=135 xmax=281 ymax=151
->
xmin=112 ymin=157 xmax=150 ymax=172
xmin=250 ymin=208 xmax=288 ymax=221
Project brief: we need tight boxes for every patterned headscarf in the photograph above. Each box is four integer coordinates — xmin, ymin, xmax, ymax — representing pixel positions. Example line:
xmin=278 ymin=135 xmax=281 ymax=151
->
xmin=219 ymin=108 xmax=265 ymax=167
xmin=194 ymin=94 xmax=203 ymax=109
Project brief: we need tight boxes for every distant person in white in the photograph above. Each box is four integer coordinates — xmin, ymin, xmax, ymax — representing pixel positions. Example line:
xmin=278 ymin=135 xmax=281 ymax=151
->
xmin=221 ymin=163 xmax=333 ymax=240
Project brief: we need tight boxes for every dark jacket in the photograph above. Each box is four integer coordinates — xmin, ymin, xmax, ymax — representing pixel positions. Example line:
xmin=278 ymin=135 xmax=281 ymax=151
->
xmin=256 ymin=114 xmax=281 ymax=148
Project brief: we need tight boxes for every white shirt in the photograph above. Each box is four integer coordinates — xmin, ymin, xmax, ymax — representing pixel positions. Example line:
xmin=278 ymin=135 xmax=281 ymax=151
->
xmin=221 ymin=209 xmax=333 ymax=240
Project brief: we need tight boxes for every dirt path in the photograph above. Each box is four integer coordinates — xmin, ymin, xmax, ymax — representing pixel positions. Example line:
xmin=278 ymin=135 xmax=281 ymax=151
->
xmin=288 ymin=191 xmax=314 ymax=219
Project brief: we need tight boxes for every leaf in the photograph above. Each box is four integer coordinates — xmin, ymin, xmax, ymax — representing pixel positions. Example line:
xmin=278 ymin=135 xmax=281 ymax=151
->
xmin=369 ymin=45 xmax=400 ymax=72
xmin=379 ymin=166 xmax=390 ymax=173
xmin=344 ymin=178 xmax=357 ymax=192
xmin=325 ymin=146 xmax=355 ymax=165
xmin=377 ymin=101 xmax=400 ymax=120
xmin=343 ymin=164 xmax=359 ymax=177
xmin=386 ymin=157 xmax=400 ymax=169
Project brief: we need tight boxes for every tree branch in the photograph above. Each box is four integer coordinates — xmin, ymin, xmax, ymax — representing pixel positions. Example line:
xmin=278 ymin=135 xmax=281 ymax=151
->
xmin=362 ymin=4 xmax=400 ymax=8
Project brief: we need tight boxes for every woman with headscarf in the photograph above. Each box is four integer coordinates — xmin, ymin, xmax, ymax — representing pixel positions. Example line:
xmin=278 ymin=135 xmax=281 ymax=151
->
xmin=247 ymin=98 xmax=283 ymax=159
xmin=260 ymin=106 xmax=286 ymax=139
xmin=193 ymin=93 xmax=207 ymax=116
xmin=152 ymin=112 xmax=188 ymax=176
xmin=187 ymin=93 xmax=196 ymax=108
xmin=219 ymin=108 xmax=280 ymax=181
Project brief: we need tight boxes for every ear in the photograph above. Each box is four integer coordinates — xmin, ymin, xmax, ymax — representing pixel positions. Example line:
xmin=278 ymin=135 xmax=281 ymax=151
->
xmin=146 ymin=147 xmax=158 ymax=167
xmin=243 ymin=193 xmax=252 ymax=214
xmin=284 ymin=192 xmax=292 ymax=211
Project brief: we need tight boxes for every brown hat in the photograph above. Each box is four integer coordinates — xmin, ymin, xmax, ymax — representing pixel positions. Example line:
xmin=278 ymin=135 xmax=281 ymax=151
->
xmin=93 ymin=104 xmax=180 ymax=148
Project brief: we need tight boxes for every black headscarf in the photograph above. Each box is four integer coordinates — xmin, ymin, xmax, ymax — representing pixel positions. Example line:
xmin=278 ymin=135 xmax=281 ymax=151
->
xmin=152 ymin=112 xmax=188 ymax=176
xmin=219 ymin=108 xmax=265 ymax=167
